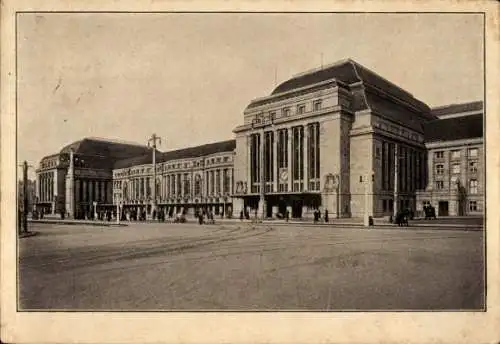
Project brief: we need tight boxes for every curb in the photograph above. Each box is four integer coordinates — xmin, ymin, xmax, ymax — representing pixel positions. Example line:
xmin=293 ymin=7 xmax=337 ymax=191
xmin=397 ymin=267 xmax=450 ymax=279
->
xmin=28 ymin=219 xmax=483 ymax=231
xmin=29 ymin=220 xmax=128 ymax=227
xmin=18 ymin=231 xmax=39 ymax=238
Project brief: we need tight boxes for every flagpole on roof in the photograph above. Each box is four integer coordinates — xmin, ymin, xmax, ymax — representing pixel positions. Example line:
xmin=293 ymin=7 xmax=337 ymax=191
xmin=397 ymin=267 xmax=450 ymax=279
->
xmin=274 ymin=66 xmax=277 ymax=87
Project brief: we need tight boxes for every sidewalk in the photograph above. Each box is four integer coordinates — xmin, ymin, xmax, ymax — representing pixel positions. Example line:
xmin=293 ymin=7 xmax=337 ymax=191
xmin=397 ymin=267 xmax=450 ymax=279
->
xmin=29 ymin=217 xmax=483 ymax=230
xmin=29 ymin=219 xmax=128 ymax=227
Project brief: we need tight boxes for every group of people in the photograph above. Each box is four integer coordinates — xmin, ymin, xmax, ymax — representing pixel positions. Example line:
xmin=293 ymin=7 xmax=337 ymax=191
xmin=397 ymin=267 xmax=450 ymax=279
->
xmin=313 ymin=209 xmax=329 ymax=223
xmin=423 ymin=204 xmax=437 ymax=220
xmin=197 ymin=210 xmax=215 ymax=225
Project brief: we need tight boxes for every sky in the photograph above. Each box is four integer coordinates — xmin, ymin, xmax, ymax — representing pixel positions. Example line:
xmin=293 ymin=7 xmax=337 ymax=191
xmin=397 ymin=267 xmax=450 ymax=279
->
xmin=17 ymin=13 xmax=483 ymax=178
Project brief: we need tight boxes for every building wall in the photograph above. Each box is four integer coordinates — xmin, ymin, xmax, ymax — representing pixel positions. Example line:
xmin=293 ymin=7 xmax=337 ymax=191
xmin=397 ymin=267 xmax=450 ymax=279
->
xmin=349 ymin=132 xmax=374 ymax=218
xmin=113 ymin=150 xmax=235 ymax=217
xmin=416 ymin=138 xmax=484 ymax=216
xmin=319 ymin=111 xmax=353 ymax=217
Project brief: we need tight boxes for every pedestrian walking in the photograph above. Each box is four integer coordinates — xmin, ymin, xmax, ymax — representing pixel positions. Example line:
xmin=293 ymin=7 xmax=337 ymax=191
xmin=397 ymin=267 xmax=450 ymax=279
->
xmin=324 ymin=209 xmax=329 ymax=223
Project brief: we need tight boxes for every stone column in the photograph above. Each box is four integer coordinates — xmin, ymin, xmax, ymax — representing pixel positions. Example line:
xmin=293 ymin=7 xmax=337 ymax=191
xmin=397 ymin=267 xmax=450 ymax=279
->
xmin=219 ymin=169 xmax=224 ymax=197
xmin=207 ymin=170 xmax=211 ymax=196
xmin=287 ymin=128 xmax=293 ymax=192
xmin=35 ymin=173 xmax=40 ymax=201
xmin=272 ymin=130 xmax=278 ymax=193
xmin=229 ymin=168 xmax=234 ymax=195
xmin=65 ymin=150 xmax=75 ymax=218
xmin=50 ymin=174 xmax=55 ymax=214
xmin=258 ymin=131 xmax=266 ymax=219
xmin=40 ymin=175 xmax=44 ymax=202
xmin=53 ymin=169 xmax=58 ymax=199
xmin=303 ymin=124 xmax=309 ymax=192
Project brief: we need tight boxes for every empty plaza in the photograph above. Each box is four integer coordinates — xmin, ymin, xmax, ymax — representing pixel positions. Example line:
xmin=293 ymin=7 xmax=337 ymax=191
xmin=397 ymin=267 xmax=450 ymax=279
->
xmin=19 ymin=222 xmax=484 ymax=311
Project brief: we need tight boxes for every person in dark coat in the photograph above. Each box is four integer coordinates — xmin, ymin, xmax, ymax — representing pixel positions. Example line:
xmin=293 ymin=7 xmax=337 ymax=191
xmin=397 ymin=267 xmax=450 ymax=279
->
xmin=324 ymin=209 xmax=329 ymax=223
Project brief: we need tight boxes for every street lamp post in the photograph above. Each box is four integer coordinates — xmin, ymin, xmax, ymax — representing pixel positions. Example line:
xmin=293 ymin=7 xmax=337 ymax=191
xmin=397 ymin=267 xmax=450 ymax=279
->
xmin=336 ymin=175 xmax=340 ymax=219
xmin=363 ymin=171 xmax=375 ymax=227
xmin=147 ymin=134 xmax=162 ymax=219
xmin=18 ymin=161 xmax=33 ymax=234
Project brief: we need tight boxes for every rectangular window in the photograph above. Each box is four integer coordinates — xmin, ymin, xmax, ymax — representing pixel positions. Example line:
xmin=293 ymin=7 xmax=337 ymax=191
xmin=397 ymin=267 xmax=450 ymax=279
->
xmin=223 ymin=169 xmax=230 ymax=194
xmin=435 ymin=180 xmax=444 ymax=189
xmin=210 ymin=171 xmax=215 ymax=195
xmin=468 ymin=148 xmax=478 ymax=158
xmin=451 ymin=150 xmax=461 ymax=159
xmin=282 ymin=107 xmax=290 ymax=117
xmin=435 ymin=164 xmax=444 ymax=175
xmin=469 ymin=201 xmax=478 ymax=212
xmin=264 ymin=131 xmax=274 ymax=183
xmin=469 ymin=161 xmax=478 ymax=173
xmin=452 ymin=164 xmax=460 ymax=174
xmin=250 ymin=133 xmax=261 ymax=193
xmin=307 ymin=123 xmax=320 ymax=190
xmin=469 ymin=179 xmax=478 ymax=194
xmin=297 ymin=104 xmax=305 ymax=114
xmin=177 ymin=174 xmax=182 ymax=197
xmin=313 ymin=100 xmax=322 ymax=111
xmin=292 ymin=126 xmax=304 ymax=191
xmin=435 ymin=151 xmax=444 ymax=159
xmin=183 ymin=173 xmax=190 ymax=197
xmin=215 ymin=170 xmax=220 ymax=194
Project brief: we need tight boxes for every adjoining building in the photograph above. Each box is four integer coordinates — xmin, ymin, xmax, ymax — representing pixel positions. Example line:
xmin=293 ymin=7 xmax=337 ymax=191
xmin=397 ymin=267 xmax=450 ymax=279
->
xmin=33 ymin=58 xmax=484 ymax=220
xmin=35 ymin=137 xmax=152 ymax=218
xmin=416 ymin=101 xmax=484 ymax=216
xmin=112 ymin=140 xmax=235 ymax=218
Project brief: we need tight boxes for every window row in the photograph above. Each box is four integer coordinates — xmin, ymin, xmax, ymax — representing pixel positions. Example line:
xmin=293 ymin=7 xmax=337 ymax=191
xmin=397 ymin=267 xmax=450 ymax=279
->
xmin=253 ymin=100 xmax=323 ymax=125
xmin=435 ymin=161 xmax=479 ymax=175
xmin=434 ymin=148 xmax=479 ymax=160
xmin=119 ymin=171 xmax=233 ymax=200
xmin=434 ymin=178 xmax=479 ymax=193
xmin=380 ymin=143 xmax=426 ymax=192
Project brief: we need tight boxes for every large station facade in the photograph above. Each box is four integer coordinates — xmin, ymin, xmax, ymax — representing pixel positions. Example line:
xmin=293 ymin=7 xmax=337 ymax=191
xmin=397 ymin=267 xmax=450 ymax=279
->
xmin=34 ymin=59 xmax=484 ymax=219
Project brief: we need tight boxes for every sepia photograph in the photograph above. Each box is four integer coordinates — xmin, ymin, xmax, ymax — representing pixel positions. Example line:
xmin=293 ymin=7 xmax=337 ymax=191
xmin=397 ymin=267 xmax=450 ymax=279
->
xmin=2 ymin=3 xmax=499 ymax=344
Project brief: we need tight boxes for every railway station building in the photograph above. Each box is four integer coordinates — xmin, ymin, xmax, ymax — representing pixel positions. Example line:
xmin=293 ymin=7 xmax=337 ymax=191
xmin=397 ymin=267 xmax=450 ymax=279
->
xmin=34 ymin=58 xmax=484 ymax=220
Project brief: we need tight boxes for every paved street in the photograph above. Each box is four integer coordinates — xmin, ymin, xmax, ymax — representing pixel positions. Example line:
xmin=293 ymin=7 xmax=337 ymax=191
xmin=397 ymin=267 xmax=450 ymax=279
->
xmin=19 ymin=222 xmax=484 ymax=311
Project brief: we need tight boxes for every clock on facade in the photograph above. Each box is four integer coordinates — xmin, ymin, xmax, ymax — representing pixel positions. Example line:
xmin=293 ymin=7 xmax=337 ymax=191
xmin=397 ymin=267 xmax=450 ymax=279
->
xmin=279 ymin=169 xmax=288 ymax=182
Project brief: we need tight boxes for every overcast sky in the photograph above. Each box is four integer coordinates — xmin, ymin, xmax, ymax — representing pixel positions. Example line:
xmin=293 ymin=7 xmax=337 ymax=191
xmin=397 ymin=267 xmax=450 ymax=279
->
xmin=17 ymin=13 xmax=483 ymax=178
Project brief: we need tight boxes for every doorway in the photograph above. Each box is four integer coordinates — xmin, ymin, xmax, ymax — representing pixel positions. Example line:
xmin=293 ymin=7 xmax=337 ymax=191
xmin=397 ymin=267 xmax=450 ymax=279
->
xmin=291 ymin=199 xmax=303 ymax=218
xmin=438 ymin=201 xmax=449 ymax=216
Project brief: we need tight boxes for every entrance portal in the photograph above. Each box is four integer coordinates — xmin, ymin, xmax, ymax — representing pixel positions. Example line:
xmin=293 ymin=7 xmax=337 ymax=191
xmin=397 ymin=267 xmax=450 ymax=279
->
xmin=438 ymin=201 xmax=449 ymax=216
xmin=291 ymin=199 xmax=303 ymax=218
